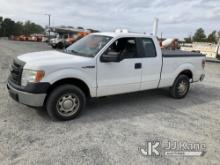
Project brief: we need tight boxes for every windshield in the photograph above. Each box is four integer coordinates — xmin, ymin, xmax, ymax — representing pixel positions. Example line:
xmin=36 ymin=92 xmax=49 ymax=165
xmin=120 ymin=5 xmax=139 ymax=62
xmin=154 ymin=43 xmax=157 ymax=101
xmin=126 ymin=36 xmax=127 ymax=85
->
xmin=66 ymin=35 xmax=112 ymax=57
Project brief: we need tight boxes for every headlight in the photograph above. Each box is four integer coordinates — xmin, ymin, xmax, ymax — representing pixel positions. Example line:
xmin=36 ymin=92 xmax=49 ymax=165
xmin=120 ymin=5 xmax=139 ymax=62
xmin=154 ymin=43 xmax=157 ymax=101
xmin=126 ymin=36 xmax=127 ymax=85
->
xmin=21 ymin=69 xmax=45 ymax=86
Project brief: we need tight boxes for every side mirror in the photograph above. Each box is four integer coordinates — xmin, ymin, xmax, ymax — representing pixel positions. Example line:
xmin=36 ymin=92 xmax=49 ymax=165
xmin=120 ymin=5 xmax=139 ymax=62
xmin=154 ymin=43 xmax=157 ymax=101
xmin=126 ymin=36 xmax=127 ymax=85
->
xmin=101 ymin=52 xmax=119 ymax=63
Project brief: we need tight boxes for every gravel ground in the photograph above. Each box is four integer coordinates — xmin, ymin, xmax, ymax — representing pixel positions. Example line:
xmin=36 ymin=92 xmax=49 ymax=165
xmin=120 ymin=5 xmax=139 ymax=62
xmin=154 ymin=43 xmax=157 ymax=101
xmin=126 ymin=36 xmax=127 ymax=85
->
xmin=0 ymin=40 xmax=220 ymax=165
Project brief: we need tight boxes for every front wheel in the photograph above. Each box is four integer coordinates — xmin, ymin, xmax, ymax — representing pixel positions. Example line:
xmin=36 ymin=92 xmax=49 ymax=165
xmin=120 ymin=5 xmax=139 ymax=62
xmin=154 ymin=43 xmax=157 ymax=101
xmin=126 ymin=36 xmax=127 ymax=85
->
xmin=169 ymin=74 xmax=190 ymax=99
xmin=46 ymin=85 xmax=86 ymax=121
xmin=52 ymin=45 xmax=57 ymax=49
xmin=57 ymin=42 xmax=64 ymax=49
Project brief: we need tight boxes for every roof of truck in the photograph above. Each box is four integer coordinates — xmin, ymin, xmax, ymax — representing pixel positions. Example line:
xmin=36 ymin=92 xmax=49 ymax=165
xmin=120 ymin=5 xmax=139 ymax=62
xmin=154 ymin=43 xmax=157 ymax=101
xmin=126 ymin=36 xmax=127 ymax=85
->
xmin=92 ymin=32 xmax=152 ymax=38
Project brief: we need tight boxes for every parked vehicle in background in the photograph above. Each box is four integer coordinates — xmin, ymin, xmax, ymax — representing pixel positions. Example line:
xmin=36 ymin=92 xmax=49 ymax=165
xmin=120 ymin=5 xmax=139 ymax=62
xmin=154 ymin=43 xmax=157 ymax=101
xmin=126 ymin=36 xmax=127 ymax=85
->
xmin=64 ymin=31 xmax=90 ymax=48
xmin=28 ymin=34 xmax=44 ymax=42
xmin=7 ymin=32 xmax=206 ymax=121
xmin=49 ymin=27 xmax=92 ymax=49
xmin=41 ymin=36 xmax=49 ymax=42
xmin=10 ymin=34 xmax=44 ymax=42
xmin=17 ymin=35 xmax=28 ymax=41
xmin=49 ymin=34 xmax=67 ymax=49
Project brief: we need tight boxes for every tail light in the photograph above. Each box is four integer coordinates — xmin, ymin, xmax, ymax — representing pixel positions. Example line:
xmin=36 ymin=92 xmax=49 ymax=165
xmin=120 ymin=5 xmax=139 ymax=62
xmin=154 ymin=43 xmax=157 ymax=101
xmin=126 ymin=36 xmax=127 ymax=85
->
xmin=202 ymin=59 xmax=206 ymax=69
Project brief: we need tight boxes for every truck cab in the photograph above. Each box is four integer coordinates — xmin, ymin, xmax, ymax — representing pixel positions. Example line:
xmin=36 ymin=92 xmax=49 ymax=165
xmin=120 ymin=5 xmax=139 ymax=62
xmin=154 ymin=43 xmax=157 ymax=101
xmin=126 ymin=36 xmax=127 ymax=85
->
xmin=7 ymin=32 xmax=205 ymax=120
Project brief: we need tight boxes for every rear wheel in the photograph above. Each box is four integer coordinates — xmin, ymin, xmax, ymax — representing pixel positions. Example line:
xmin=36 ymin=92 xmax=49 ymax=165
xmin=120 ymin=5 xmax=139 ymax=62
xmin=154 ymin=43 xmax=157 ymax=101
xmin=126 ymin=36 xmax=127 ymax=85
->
xmin=169 ymin=74 xmax=190 ymax=99
xmin=46 ymin=85 xmax=86 ymax=121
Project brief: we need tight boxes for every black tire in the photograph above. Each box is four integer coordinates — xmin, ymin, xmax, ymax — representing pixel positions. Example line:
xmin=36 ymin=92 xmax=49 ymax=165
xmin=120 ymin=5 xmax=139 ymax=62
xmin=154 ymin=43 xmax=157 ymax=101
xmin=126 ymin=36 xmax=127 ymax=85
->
xmin=57 ymin=42 xmax=64 ymax=49
xmin=52 ymin=45 xmax=56 ymax=49
xmin=169 ymin=74 xmax=190 ymax=99
xmin=46 ymin=85 xmax=86 ymax=121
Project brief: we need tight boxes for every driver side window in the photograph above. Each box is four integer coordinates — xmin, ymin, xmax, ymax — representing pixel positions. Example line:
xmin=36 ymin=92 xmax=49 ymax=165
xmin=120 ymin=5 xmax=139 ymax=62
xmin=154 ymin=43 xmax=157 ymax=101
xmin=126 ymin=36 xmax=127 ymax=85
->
xmin=106 ymin=37 xmax=137 ymax=60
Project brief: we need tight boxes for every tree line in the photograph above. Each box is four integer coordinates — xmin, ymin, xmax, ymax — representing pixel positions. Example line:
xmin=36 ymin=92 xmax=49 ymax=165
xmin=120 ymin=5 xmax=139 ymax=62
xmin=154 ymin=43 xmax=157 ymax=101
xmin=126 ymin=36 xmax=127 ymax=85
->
xmin=184 ymin=28 xmax=220 ymax=44
xmin=1 ymin=16 xmax=219 ymax=44
xmin=0 ymin=16 xmax=44 ymax=37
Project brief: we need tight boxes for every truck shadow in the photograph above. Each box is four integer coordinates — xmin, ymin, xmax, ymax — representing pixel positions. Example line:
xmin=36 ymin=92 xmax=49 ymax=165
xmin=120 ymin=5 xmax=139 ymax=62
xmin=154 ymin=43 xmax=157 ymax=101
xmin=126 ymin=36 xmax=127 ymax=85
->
xmin=75 ymin=83 xmax=220 ymax=123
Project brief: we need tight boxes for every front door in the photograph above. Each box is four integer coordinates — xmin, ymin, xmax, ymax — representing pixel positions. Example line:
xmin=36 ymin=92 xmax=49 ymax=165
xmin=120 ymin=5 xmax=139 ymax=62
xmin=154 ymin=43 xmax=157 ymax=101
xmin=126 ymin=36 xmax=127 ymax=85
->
xmin=97 ymin=37 xmax=142 ymax=97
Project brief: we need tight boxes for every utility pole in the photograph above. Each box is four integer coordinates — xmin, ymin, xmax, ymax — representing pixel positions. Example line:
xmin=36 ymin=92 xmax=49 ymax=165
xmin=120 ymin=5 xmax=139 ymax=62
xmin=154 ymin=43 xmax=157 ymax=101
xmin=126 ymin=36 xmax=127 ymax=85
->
xmin=45 ymin=14 xmax=51 ymax=42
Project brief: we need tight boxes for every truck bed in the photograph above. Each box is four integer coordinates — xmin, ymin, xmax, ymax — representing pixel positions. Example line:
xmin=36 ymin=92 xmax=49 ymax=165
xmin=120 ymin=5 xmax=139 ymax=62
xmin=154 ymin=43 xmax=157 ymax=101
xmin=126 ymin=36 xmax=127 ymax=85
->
xmin=162 ymin=49 xmax=205 ymax=57
xmin=159 ymin=49 xmax=205 ymax=88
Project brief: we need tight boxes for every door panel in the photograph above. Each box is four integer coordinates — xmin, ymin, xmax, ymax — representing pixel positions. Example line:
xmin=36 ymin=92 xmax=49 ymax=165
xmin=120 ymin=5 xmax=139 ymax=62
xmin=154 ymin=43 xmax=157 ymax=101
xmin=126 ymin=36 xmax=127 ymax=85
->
xmin=97 ymin=37 xmax=142 ymax=97
xmin=138 ymin=38 xmax=162 ymax=90
xmin=97 ymin=59 xmax=142 ymax=96
xmin=141 ymin=58 xmax=162 ymax=89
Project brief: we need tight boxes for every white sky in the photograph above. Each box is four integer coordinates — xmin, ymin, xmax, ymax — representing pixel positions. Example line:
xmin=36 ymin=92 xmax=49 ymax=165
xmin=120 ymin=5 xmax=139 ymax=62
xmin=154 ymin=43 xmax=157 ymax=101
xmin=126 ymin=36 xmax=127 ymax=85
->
xmin=0 ymin=0 xmax=219 ymax=39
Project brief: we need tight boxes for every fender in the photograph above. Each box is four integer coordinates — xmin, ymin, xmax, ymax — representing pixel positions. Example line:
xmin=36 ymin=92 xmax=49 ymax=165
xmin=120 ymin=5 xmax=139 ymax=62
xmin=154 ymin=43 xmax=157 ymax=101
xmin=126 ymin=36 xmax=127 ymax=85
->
xmin=159 ymin=62 xmax=194 ymax=88
xmin=41 ymin=68 xmax=97 ymax=97
xmin=172 ymin=63 xmax=194 ymax=84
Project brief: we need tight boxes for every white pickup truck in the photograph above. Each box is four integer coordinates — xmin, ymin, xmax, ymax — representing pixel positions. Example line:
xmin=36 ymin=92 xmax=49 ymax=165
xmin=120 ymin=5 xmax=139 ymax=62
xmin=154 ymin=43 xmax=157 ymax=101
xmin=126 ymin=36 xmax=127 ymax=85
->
xmin=7 ymin=32 xmax=206 ymax=120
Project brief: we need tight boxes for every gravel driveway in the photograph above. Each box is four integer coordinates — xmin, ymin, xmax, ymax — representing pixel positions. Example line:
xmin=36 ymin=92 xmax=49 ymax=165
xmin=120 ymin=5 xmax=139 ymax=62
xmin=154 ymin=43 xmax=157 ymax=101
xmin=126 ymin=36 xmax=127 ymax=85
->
xmin=0 ymin=40 xmax=220 ymax=165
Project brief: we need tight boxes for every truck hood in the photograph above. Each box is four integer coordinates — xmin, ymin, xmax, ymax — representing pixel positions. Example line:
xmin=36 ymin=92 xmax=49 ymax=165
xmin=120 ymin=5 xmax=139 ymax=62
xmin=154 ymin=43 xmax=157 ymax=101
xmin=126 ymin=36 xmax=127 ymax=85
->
xmin=17 ymin=50 xmax=94 ymax=69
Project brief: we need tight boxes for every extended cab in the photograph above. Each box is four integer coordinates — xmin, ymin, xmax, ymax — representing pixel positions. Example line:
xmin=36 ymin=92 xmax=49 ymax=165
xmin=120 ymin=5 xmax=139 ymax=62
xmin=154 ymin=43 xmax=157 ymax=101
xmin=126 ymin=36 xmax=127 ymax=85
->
xmin=7 ymin=32 xmax=206 ymax=120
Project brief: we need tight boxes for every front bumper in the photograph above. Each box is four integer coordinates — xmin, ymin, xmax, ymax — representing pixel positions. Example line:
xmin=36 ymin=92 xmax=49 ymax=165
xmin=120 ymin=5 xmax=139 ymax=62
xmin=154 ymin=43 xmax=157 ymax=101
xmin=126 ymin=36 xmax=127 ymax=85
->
xmin=7 ymin=83 xmax=47 ymax=107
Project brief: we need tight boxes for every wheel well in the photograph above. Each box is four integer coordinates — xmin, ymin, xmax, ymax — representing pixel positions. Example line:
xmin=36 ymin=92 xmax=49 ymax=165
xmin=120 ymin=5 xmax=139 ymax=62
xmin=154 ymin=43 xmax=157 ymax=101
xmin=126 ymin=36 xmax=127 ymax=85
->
xmin=45 ymin=78 xmax=91 ymax=103
xmin=179 ymin=70 xmax=193 ymax=80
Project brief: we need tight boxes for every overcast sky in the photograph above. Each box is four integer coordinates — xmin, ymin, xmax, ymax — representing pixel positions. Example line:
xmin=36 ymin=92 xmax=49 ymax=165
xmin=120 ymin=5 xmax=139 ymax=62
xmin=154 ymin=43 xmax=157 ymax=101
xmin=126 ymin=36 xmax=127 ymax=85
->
xmin=0 ymin=0 xmax=219 ymax=39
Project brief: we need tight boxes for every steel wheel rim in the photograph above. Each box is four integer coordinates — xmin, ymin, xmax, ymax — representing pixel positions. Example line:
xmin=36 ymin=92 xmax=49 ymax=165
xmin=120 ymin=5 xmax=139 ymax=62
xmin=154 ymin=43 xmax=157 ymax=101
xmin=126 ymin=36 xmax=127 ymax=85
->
xmin=56 ymin=93 xmax=80 ymax=117
xmin=177 ymin=80 xmax=188 ymax=96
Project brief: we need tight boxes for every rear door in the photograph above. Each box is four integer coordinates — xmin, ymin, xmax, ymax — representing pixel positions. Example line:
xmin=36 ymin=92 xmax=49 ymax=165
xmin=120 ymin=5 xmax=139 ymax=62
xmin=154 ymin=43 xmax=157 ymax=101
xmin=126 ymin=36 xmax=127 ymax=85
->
xmin=97 ymin=37 xmax=142 ymax=97
xmin=137 ymin=38 xmax=162 ymax=90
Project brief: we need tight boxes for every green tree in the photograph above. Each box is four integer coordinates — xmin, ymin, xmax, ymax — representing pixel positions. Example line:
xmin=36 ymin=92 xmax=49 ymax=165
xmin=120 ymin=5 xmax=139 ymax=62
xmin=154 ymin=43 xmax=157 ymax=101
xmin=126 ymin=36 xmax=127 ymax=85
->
xmin=1 ymin=18 xmax=15 ymax=37
xmin=23 ymin=21 xmax=44 ymax=35
xmin=0 ymin=16 xmax=44 ymax=37
xmin=207 ymin=31 xmax=217 ymax=43
xmin=184 ymin=35 xmax=192 ymax=43
xmin=0 ymin=16 xmax=3 ymax=36
xmin=14 ymin=22 xmax=24 ymax=36
xmin=193 ymin=28 xmax=206 ymax=42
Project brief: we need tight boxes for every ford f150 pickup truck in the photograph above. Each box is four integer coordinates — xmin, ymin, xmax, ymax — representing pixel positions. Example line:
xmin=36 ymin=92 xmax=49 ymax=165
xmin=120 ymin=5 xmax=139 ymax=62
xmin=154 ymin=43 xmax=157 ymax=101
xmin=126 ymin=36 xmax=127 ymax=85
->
xmin=7 ymin=32 xmax=206 ymax=120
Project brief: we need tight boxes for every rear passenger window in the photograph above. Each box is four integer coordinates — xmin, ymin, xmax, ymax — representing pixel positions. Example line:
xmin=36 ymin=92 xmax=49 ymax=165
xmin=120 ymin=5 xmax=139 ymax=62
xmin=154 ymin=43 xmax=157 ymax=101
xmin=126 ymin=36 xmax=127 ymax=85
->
xmin=141 ymin=38 xmax=157 ymax=57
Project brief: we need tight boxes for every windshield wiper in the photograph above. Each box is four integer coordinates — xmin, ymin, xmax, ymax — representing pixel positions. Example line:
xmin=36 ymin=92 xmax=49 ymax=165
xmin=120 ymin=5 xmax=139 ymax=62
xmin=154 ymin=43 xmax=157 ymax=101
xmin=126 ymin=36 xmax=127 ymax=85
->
xmin=70 ymin=50 xmax=80 ymax=54
xmin=66 ymin=49 xmax=94 ymax=58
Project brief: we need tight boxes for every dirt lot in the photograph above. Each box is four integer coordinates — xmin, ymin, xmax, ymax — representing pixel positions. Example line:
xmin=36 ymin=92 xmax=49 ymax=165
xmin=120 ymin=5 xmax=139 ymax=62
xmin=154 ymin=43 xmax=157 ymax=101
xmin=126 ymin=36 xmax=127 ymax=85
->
xmin=0 ymin=40 xmax=220 ymax=165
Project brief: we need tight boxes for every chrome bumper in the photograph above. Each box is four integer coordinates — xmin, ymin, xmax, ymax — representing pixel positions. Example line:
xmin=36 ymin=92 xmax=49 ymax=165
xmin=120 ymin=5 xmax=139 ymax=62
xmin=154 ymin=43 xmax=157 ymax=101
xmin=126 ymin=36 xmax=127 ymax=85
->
xmin=7 ymin=83 xmax=46 ymax=107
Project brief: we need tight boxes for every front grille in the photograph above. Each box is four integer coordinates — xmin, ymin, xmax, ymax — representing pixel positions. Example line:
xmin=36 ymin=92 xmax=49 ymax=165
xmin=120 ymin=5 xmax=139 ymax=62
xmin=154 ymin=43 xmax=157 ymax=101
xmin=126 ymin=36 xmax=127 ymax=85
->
xmin=9 ymin=58 xmax=25 ymax=85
